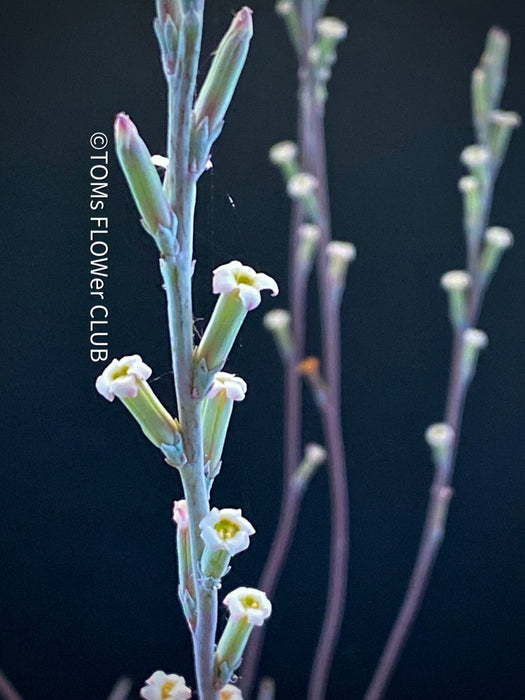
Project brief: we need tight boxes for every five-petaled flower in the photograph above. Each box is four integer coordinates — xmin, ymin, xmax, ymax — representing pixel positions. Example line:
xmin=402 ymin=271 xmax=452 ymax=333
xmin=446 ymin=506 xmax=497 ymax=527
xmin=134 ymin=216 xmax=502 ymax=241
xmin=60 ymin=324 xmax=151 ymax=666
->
xmin=200 ymin=507 xmax=255 ymax=555
xmin=212 ymin=260 xmax=278 ymax=311
xmin=95 ymin=354 xmax=152 ymax=401
xmin=223 ymin=587 xmax=272 ymax=626
xmin=140 ymin=670 xmax=191 ymax=700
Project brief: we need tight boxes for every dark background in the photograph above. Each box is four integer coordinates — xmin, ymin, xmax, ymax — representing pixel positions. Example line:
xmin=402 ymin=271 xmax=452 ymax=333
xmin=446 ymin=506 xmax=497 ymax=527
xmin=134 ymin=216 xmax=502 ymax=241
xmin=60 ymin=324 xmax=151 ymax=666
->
xmin=1 ymin=1 xmax=524 ymax=698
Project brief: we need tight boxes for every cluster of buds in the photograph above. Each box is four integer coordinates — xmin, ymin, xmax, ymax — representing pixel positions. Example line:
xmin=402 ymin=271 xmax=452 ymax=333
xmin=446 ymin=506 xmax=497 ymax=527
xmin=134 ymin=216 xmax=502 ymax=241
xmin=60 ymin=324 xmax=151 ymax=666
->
xmin=308 ymin=17 xmax=348 ymax=103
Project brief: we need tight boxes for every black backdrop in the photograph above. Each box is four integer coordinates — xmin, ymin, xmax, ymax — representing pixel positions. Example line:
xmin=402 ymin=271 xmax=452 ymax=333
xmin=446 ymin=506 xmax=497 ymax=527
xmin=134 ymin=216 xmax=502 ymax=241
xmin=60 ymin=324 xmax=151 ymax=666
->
xmin=1 ymin=1 xmax=525 ymax=698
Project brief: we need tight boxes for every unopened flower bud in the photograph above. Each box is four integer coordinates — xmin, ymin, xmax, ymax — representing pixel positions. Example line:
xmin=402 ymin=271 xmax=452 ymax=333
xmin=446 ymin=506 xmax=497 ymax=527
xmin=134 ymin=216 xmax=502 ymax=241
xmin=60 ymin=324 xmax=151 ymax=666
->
xmin=297 ymin=223 xmax=321 ymax=273
xmin=193 ymin=8 xmax=253 ymax=140
xmin=460 ymin=144 xmax=491 ymax=186
xmin=173 ymin=500 xmax=195 ymax=626
xmin=481 ymin=27 xmax=509 ymax=109
xmin=292 ymin=443 xmax=326 ymax=492
xmin=286 ymin=172 xmax=319 ymax=220
xmin=114 ymin=114 xmax=176 ymax=254
xmin=95 ymin=355 xmax=181 ymax=448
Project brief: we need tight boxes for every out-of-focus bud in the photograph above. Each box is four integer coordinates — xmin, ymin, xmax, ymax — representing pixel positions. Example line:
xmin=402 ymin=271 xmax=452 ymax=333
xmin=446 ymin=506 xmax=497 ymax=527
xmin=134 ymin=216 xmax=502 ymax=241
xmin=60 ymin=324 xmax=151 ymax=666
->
xmin=479 ymin=225 xmax=513 ymax=286
xmin=440 ymin=270 xmax=471 ymax=329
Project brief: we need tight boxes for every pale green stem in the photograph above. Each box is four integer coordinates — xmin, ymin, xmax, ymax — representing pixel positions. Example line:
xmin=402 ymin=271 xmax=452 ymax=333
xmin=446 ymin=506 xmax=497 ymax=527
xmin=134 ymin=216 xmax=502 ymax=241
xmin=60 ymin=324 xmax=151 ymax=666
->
xmin=160 ymin=3 xmax=218 ymax=697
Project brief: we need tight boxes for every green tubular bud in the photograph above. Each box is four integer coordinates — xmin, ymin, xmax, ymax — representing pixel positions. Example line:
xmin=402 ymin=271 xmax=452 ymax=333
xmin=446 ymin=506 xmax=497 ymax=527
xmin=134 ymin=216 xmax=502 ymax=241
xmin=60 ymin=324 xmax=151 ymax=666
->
xmin=471 ymin=68 xmax=489 ymax=143
xmin=315 ymin=16 xmax=348 ymax=66
xmin=114 ymin=113 xmax=177 ymax=253
xmin=193 ymin=7 xmax=253 ymax=139
xmin=95 ymin=355 xmax=181 ymax=449
xmin=481 ymin=27 xmax=509 ymax=109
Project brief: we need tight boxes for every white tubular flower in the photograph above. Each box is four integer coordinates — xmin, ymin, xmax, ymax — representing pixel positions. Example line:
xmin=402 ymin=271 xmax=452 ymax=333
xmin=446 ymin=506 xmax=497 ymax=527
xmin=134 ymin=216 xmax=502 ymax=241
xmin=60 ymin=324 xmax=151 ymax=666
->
xmin=461 ymin=328 xmax=489 ymax=385
xmin=95 ymin=355 xmax=180 ymax=449
xmin=220 ymin=685 xmax=243 ymax=700
xmin=197 ymin=262 xmax=278 ymax=373
xmin=480 ymin=226 xmax=514 ymax=285
xmin=263 ymin=309 xmax=293 ymax=362
xmin=326 ymin=241 xmax=356 ymax=302
xmin=95 ymin=354 xmax=151 ymax=401
xmin=440 ymin=271 xmax=472 ymax=329
xmin=214 ymin=588 xmax=272 ymax=684
xmin=223 ymin=587 xmax=272 ymax=626
xmin=425 ymin=423 xmax=455 ymax=471
xmin=200 ymin=508 xmax=255 ymax=555
xmin=202 ymin=373 xmax=247 ymax=483
xmin=140 ymin=671 xmax=191 ymax=700
xmin=208 ymin=372 xmax=248 ymax=401
xmin=213 ymin=260 xmax=279 ymax=311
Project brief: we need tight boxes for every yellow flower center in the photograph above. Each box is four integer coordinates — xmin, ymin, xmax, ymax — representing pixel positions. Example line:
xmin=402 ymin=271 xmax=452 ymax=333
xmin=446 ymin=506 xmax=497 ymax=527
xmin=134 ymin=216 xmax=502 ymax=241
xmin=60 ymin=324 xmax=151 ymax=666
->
xmin=235 ymin=272 xmax=255 ymax=285
xmin=242 ymin=595 xmax=260 ymax=610
xmin=161 ymin=680 xmax=175 ymax=699
xmin=111 ymin=365 xmax=130 ymax=380
xmin=214 ymin=519 xmax=240 ymax=540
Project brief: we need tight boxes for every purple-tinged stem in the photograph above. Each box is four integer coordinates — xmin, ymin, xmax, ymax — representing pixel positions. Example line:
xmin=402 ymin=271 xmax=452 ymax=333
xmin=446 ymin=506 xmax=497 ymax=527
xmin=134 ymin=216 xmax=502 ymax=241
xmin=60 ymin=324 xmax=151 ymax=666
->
xmin=0 ymin=670 xmax=22 ymax=700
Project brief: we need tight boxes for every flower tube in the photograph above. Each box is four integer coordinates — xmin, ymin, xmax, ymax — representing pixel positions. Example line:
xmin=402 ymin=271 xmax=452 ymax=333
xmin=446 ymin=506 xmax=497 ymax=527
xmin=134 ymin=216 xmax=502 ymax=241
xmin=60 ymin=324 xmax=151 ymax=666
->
xmin=215 ymin=588 xmax=272 ymax=685
xmin=200 ymin=507 xmax=255 ymax=580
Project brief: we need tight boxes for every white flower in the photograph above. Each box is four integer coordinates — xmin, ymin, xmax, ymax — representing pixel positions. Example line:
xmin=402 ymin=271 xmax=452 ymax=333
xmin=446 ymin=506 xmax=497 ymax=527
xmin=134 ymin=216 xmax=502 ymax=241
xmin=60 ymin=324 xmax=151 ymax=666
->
xmin=298 ymin=222 xmax=321 ymax=243
xmin=140 ymin=671 xmax=191 ymax=700
xmin=207 ymin=372 xmax=247 ymax=401
xmin=269 ymin=140 xmax=298 ymax=165
xmin=172 ymin=500 xmax=189 ymax=529
xmin=286 ymin=172 xmax=318 ymax=199
xmin=326 ymin=240 xmax=357 ymax=263
xmin=458 ymin=175 xmax=478 ymax=194
xmin=223 ymin=587 xmax=272 ymax=626
xmin=304 ymin=443 xmax=327 ymax=466
xmin=316 ymin=17 xmax=348 ymax=41
xmin=440 ymin=270 xmax=471 ymax=291
xmin=95 ymin=354 xmax=152 ymax=401
xmin=263 ymin=309 xmax=290 ymax=331
xmin=485 ymin=226 xmax=514 ymax=250
xmin=460 ymin=144 xmax=490 ymax=168
xmin=212 ymin=260 xmax=278 ymax=311
xmin=220 ymin=685 xmax=243 ymax=700
xmin=463 ymin=328 xmax=488 ymax=349
xmin=200 ymin=508 xmax=255 ymax=555
xmin=489 ymin=110 xmax=522 ymax=129
xmin=424 ymin=423 xmax=455 ymax=450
